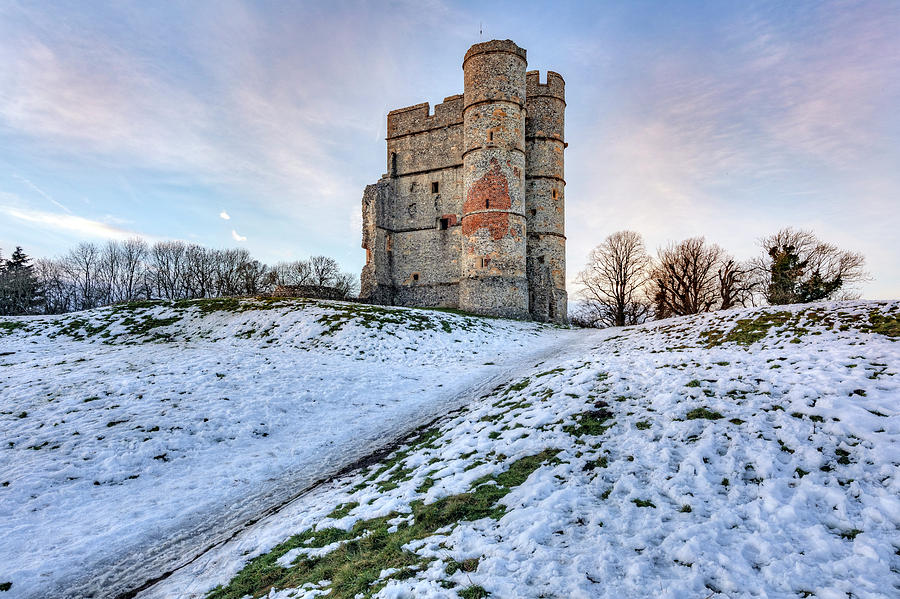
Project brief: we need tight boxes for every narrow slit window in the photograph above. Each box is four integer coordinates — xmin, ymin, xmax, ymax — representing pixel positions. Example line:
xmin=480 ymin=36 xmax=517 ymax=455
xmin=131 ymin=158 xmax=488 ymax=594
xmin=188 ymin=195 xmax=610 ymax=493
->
xmin=485 ymin=199 xmax=490 ymax=209
xmin=432 ymin=181 xmax=439 ymax=194
xmin=478 ymin=257 xmax=491 ymax=268
xmin=552 ymin=189 xmax=558 ymax=200
xmin=488 ymin=131 xmax=493 ymax=142
xmin=439 ymin=218 xmax=449 ymax=230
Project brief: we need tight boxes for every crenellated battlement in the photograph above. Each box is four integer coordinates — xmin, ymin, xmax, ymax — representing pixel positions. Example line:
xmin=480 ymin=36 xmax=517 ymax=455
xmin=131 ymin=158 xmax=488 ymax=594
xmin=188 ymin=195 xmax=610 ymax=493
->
xmin=386 ymin=94 xmax=464 ymax=139
xmin=526 ymin=70 xmax=565 ymax=101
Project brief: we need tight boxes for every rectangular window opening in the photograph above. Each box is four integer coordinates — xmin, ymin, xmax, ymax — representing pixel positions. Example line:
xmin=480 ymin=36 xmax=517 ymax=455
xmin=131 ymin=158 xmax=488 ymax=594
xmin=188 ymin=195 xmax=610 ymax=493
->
xmin=530 ymin=208 xmax=537 ymax=217
xmin=439 ymin=218 xmax=449 ymax=230
xmin=432 ymin=181 xmax=439 ymax=194
xmin=412 ymin=273 xmax=419 ymax=281
xmin=538 ymin=255 xmax=545 ymax=264
xmin=478 ymin=257 xmax=491 ymax=268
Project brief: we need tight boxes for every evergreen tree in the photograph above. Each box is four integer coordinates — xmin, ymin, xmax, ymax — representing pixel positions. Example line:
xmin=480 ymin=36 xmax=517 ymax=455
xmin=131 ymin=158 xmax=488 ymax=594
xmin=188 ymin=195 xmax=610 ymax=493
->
xmin=767 ymin=245 xmax=806 ymax=305
xmin=797 ymin=270 xmax=843 ymax=303
xmin=0 ymin=246 xmax=42 ymax=315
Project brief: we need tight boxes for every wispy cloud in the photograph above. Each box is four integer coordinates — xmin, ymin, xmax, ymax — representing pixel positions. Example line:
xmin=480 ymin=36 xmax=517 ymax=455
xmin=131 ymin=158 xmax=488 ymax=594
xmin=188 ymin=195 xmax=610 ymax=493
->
xmin=0 ymin=205 xmax=147 ymax=241
xmin=231 ymin=229 xmax=246 ymax=242
xmin=12 ymin=174 xmax=71 ymax=213
xmin=219 ymin=211 xmax=230 ymax=220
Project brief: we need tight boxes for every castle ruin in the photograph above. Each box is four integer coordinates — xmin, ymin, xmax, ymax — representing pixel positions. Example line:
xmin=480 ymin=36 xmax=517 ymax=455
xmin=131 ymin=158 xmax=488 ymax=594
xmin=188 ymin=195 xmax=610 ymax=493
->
xmin=360 ymin=40 xmax=567 ymax=323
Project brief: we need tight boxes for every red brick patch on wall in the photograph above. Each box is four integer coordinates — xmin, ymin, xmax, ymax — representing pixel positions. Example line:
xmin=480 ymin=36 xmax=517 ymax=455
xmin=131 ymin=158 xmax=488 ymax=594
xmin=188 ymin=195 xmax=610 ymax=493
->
xmin=463 ymin=158 xmax=511 ymax=240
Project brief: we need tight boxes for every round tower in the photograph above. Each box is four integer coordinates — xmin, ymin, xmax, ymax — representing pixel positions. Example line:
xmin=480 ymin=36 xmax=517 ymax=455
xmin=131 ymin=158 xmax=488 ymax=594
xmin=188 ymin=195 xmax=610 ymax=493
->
xmin=458 ymin=40 xmax=530 ymax=319
xmin=525 ymin=70 xmax=567 ymax=323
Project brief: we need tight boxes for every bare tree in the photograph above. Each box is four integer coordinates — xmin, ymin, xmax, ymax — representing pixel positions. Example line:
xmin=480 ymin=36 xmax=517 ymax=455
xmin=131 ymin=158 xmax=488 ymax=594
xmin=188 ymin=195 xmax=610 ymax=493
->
xmin=650 ymin=237 xmax=723 ymax=318
xmin=150 ymin=241 xmax=188 ymax=299
xmin=119 ymin=237 xmax=149 ymax=301
xmin=237 ymin=259 xmax=268 ymax=295
xmin=97 ymin=241 xmax=123 ymax=305
xmin=309 ymin=255 xmax=341 ymax=287
xmin=332 ymin=271 xmax=359 ymax=298
xmin=34 ymin=258 xmax=73 ymax=313
xmin=270 ymin=260 xmax=314 ymax=287
xmin=576 ymin=231 xmax=652 ymax=327
xmin=717 ymin=256 xmax=758 ymax=310
xmin=64 ymin=242 xmax=102 ymax=310
xmin=184 ymin=244 xmax=215 ymax=299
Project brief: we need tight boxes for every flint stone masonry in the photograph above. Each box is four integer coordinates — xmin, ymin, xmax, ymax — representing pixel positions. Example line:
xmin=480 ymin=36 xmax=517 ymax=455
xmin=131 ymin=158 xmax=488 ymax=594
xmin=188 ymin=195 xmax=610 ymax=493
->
xmin=360 ymin=39 xmax=567 ymax=323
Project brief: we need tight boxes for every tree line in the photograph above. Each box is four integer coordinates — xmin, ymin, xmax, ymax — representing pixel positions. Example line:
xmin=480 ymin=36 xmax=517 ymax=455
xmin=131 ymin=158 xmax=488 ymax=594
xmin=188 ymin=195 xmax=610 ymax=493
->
xmin=0 ymin=239 xmax=358 ymax=316
xmin=573 ymin=227 xmax=868 ymax=328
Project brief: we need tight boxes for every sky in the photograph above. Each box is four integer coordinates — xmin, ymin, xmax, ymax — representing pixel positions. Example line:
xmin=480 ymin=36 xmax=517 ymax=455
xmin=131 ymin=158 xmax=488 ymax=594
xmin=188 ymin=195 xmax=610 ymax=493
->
xmin=0 ymin=0 xmax=898 ymax=299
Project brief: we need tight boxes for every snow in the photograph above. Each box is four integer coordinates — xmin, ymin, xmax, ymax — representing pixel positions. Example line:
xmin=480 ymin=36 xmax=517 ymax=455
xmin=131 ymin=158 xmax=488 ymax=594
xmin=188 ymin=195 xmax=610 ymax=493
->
xmin=137 ymin=300 xmax=900 ymax=599
xmin=0 ymin=298 xmax=572 ymax=598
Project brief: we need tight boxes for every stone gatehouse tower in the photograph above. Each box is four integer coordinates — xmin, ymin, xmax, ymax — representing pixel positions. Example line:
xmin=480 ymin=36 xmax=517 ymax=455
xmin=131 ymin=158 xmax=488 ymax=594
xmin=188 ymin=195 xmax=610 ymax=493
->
xmin=360 ymin=39 xmax=567 ymax=323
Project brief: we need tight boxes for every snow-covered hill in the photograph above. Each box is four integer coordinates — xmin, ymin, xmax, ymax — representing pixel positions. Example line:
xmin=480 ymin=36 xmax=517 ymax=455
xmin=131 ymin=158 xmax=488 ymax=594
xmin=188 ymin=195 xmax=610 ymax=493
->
xmin=0 ymin=298 xmax=571 ymax=598
xmin=140 ymin=300 xmax=900 ymax=599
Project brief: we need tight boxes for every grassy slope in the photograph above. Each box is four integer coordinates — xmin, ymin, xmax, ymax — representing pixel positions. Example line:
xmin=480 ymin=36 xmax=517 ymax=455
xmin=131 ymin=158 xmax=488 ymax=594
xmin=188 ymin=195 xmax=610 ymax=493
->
xmin=198 ymin=301 xmax=900 ymax=599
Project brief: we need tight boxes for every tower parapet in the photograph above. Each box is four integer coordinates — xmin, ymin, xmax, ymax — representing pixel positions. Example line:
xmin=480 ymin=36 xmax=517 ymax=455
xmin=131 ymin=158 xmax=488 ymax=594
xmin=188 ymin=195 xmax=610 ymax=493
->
xmin=458 ymin=40 xmax=530 ymax=319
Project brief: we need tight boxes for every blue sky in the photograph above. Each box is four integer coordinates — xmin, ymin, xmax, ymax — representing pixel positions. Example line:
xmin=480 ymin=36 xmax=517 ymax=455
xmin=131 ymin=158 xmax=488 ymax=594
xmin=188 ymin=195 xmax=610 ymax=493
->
xmin=1 ymin=0 xmax=898 ymax=298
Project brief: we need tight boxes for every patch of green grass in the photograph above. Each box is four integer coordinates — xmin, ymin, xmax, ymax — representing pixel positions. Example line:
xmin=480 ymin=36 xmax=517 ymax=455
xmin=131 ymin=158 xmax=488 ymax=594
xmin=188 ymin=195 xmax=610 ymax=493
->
xmin=839 ymin=528 xmax=863 ymax=540
xmin=583 ymin=455 xmax=608 ymax=470
xmin=866 ymin=309 xmax=900 ymax=338
xmin=459 ymin=586 xmax=489 ymax=598
xmin=679 ymin=504 xmax=692 ymax=513
xmin=0 ymin=581 xmax=11 ymax=592
xmin=685 ymin=379 xmax=701 ymax=388
xmin=326 ymin=502 xmax=359 ymax=519
xmin=563 ymin=409 xmax=614 ymax=438
xmin=416 ymin=477 xmax=436 ymax=494
xmin=0 ymin=321 xmax=26 ymax=335
xmin=535 ymin=367 xmax=564 ymax=378
xmin=206 ymin=450 xmax=558 ymax=599
xmin=702 ymin=311 xmax=793 ymax=347
xmin=635 ymin=421 xmax=651 ymax=430
xmin=632 ymin=498 xmax=656 ymax=508
xmin=505 ymin=378 xmax=531 ymax=394
xmin=445 ymin=557 xmax=479 ymax=576
xmin=685 ymin=407 xmax=723 ymax=420
xmin=835 ymin=448 xmax=851 ymax=465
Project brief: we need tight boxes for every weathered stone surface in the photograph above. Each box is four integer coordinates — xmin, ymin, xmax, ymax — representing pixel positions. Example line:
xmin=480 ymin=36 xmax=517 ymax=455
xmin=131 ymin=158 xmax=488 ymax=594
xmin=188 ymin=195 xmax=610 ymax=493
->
xmin=360 ymin=40 xmax=567 ymax=323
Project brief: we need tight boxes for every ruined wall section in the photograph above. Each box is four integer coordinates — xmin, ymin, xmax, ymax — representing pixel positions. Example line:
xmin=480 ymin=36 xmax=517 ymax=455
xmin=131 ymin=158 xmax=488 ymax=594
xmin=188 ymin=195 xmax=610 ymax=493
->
xmin=360 ymin=95 xmax=466 ymax=308
xmin=525 ymin=70 xmax=568 ymax=323
xmin=458 ymin=40 xmax=530 ymax=319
